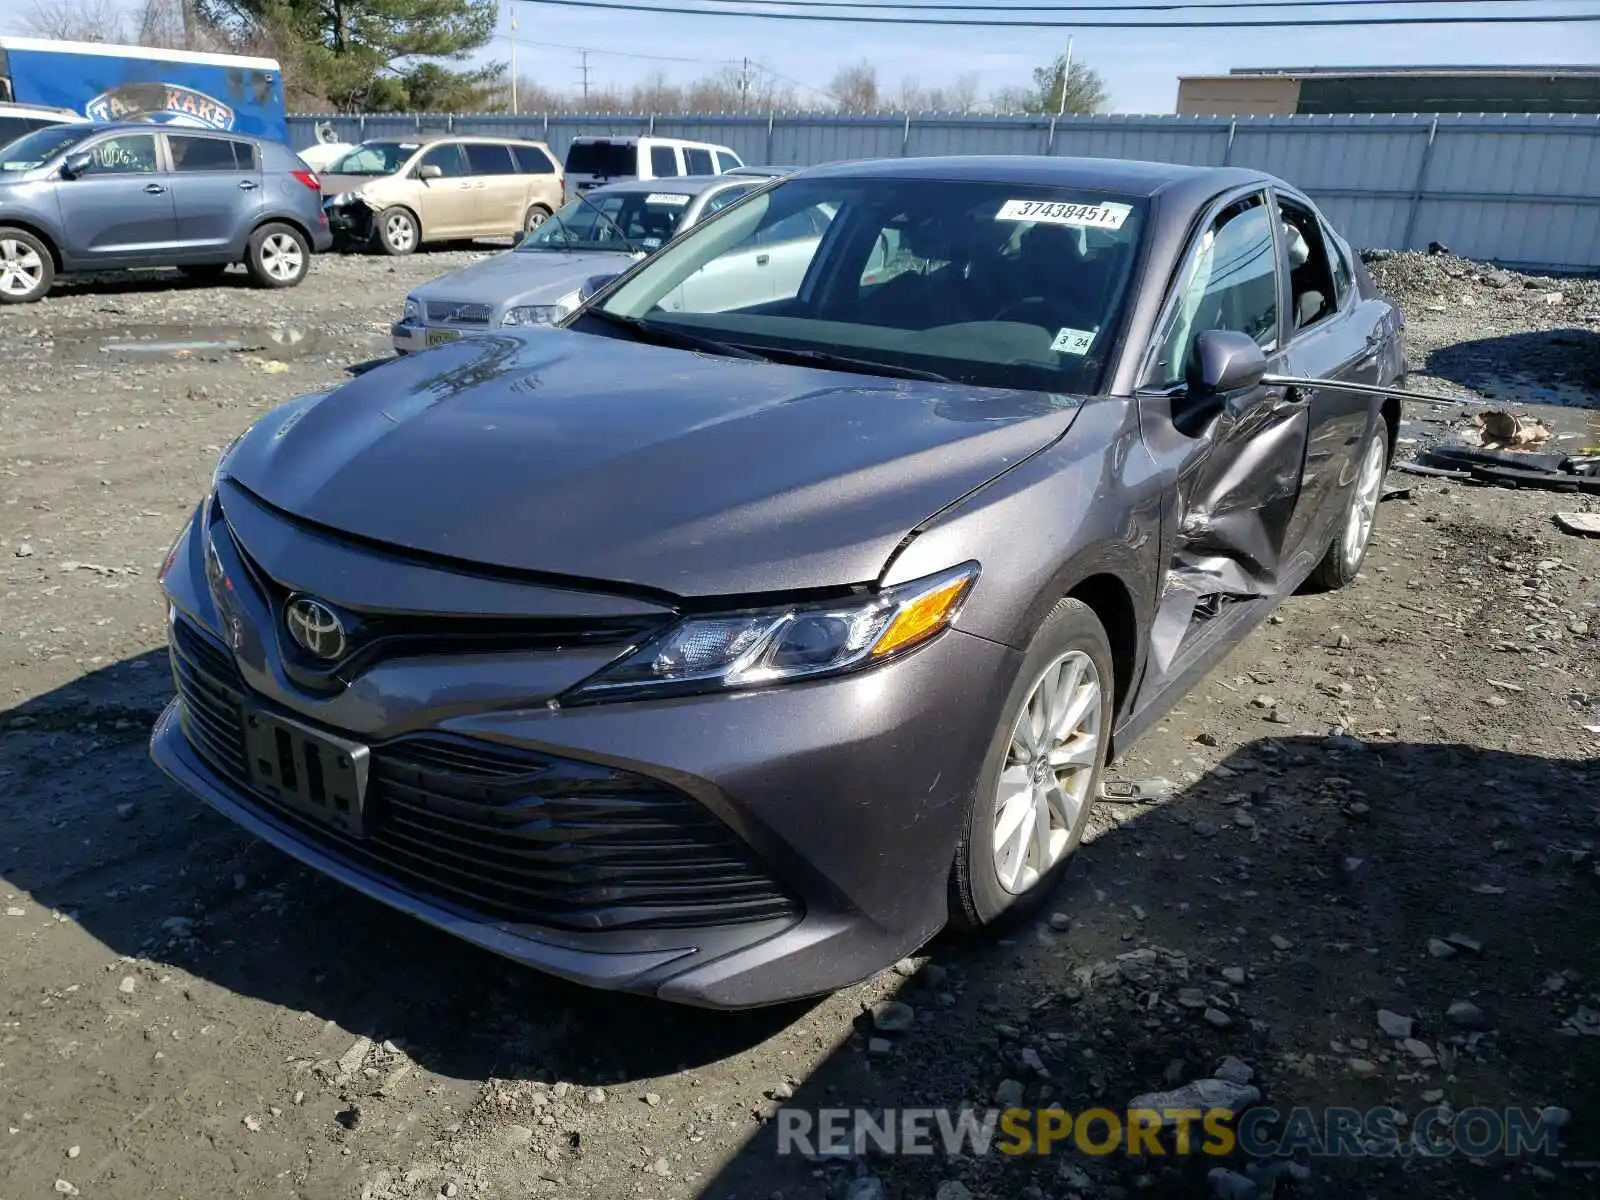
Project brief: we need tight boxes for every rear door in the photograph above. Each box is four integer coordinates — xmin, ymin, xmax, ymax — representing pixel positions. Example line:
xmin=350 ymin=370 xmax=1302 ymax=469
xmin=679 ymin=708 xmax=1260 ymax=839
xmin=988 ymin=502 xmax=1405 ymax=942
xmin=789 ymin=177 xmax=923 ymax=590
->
xmin=683 ymin=146 xmax=714 ymax=176
xmin=510 ymin=142 xmax=562 ymax=215
xmin=412 ymin=142 xmax=471 ymax=238
xmin=165 ymin=133 xmax=261 ymax=256
xmin=460 ymin=141 xmax=522 ymax=234
xmin=53 ymin=130 xmax=178 ymax=263
xmin=647 ymin=143 xmax=678 ymax=183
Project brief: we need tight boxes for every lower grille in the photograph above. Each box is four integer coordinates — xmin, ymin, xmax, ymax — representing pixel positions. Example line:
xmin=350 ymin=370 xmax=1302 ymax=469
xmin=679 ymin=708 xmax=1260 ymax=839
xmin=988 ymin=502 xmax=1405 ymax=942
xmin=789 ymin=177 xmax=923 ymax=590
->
xmin=168 ymin=618 xmax=798 ymax=932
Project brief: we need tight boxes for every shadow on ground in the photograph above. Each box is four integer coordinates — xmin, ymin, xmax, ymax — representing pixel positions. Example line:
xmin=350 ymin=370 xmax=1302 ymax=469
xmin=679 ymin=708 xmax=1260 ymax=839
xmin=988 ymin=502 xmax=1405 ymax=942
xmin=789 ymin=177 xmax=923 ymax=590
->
xmin=3 ymin=656 xmax=1598 ymax=1199
xmin=1424 ymin=327 xmax=1600 ymax=408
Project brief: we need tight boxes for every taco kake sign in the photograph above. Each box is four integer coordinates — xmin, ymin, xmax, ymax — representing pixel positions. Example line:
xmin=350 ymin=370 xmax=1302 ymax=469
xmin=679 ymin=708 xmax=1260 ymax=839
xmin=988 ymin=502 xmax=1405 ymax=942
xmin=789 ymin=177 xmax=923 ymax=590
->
xmin=85 ymin=82 xmax=236 ymax=130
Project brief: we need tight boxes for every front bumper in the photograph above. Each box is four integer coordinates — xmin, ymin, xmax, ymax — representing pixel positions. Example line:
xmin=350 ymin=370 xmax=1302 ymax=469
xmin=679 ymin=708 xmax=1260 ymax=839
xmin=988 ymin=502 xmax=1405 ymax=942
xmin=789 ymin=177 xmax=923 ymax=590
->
xmin=151 ymin=507 xmax=1017 ymax=1008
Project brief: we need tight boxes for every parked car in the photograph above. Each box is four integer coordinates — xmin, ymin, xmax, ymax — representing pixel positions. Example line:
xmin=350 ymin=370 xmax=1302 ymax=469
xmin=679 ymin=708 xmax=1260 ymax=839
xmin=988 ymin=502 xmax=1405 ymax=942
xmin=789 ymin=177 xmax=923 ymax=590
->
xmin=0 ymin=121 xmax=330 ymax=303
xmin=562 ymin=135 xmax=743 ymax=197
xmin=151 ymin=155 xmax=1405 ymax=1009
xmin=320 ymin=134 xmax=564 ymax=255
xmin=0 ymin=101 xmax=87 ymax=148
xmin=391 ymin=173 xmax=774 ymax=352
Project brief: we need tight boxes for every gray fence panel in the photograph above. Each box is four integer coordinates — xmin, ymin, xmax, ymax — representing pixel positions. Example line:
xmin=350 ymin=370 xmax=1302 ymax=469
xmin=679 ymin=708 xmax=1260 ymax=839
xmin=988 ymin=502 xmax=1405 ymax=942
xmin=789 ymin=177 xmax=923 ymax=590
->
xmin=287 ymin=111 xmax=1600 ymax=269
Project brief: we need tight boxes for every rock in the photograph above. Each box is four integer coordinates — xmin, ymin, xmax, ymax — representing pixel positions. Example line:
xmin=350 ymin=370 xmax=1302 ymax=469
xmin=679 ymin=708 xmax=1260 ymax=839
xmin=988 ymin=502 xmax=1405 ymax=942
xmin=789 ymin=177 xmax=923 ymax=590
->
xmin=1196 ymin=731 xmax=1220 ymax=747
xmin=1204 ymin=1007 xmax=1234 ymax=1029
xmin=1270 ymin=934 xmax=1293 ymax=951
xmin=844 ymin=1178 xmax=886 ymax=1200
xmin=1348 ymin=1058 xmax=1378 ymax=1078
xmin=54 ymin=1181 xmax=78 ymax=1196
xmin=118 ymin=975 xmax=136 ymax=994
xmin=644 ymin=1092 xmax=661 ymax=1106
xmin=1213 ymin=1056 xmax=1254 ymax=1085
xmin=1177 ymin=987 xmax=1207 ymax=1009
xmin=1264 ymin=708 xmax=1291 ymax=725
xmin=502 ymin=1124 xmax=534 ymax=1149
xmin=1020 ymin=1047 xmax=1046 ymax=1074
xmin=67 ymin=1146 xmax=80 ymax=1159
xmin=586 ymin=1087 xmax=606 ymax=1104
xmin=1048 ymin=912 xmax=1072 ymax=932
xmin=872 ymin=1000 xmax=915 ymax=1033
xmin=1403 ymin=1038 xmax=1436 ymax=1063
xmin=1446 ymin=1000 xmax=1487 ymax=1029
xmin=1427 ymin=938 xmax=1458 ymax=959
xmin=1444 ymin=932 xmax=1482 ymax=955
xmin=771 ymin=1080 xmax=794 ymax=1101
xmin=994 ymin=1078 xmax=1026 ymax=1109
xmin=1539 ymin=1106 xmax=1571 ymax=1130
xmin=1208 ymin=1167 xmax=1259 ymax=1200
xmin=1129 ymin=1079 xmax=1260 ymax=1118
xmin=1221 ymin=966 xmax=1247 ymax=986
xmin=936 ymin=1184 xmax=975 ymax=1200
xmin=1250 ymin=695 xmax=1275 ymax=709
xmin=867 ymin=1037 xmax=893 ymax=1057
xmin=441 ymin=1184 xmax=458 ymax=1198
xmin=892 ymin=958 xmax=919 ymax=977
xmin=1377 ymin=1009 xmax=1414 ymax=1039
xmin=336 ymin=1036 xmax=372 ymax=1080
xmin=242 ymin=1114 xmax=261 ymax=1132
xmin=16 ymin=542 xmax=34 ymax=558
xmin=160 ymin=916 xmax=196 ymax=937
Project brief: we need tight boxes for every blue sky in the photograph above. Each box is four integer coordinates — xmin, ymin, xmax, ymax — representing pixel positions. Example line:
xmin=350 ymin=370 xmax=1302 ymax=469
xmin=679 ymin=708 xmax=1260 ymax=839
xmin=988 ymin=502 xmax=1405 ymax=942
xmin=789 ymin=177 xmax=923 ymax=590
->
xmin=3 ymin=0 xmax=1596 ymax=111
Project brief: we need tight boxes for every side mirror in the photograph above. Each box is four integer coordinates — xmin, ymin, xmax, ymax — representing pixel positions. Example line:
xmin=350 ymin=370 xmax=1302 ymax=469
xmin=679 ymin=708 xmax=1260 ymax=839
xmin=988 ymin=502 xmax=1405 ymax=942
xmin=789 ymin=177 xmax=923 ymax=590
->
xmin=579 ymin=273 xmax=620 ymax=301
xmin=1186 ymin=329 xmax=1268 ymax=395
xmin=417 ymin=164 xmax=443 ymax=181
xmin=60 ymin=151 xmax=92 ymax=179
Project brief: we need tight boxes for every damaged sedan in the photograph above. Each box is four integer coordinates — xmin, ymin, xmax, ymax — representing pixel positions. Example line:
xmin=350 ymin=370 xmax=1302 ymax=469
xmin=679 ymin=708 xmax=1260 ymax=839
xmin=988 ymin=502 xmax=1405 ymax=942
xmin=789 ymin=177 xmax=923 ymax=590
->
xmin=151 ymin=156 xmax=1405 ymax=1009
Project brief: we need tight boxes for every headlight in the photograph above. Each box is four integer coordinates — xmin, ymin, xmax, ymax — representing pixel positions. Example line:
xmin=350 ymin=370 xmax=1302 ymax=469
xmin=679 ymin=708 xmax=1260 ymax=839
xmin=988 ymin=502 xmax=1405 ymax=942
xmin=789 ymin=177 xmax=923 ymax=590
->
xmin=501 ymin=303 xmax=569 ymax=327
xmin=401 ymin=297 xmax=421 ymax=324
xmin=566 ymin=562 xmax=978 ymax=702
xmin=326 ymin=191 xmax=354 ymax=207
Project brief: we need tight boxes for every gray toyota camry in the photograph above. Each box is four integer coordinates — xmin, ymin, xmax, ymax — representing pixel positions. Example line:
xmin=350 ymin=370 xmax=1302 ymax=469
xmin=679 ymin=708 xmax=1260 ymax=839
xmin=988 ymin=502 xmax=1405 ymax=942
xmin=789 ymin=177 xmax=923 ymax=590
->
xmin=152 ymin=155 xmax=1404 ymax=1009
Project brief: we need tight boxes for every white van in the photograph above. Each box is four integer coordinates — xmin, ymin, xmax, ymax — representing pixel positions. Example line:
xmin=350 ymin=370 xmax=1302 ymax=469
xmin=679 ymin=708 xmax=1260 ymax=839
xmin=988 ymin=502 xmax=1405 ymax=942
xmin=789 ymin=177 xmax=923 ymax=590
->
xmin=563 ymin=135 xmax=743 ymax=198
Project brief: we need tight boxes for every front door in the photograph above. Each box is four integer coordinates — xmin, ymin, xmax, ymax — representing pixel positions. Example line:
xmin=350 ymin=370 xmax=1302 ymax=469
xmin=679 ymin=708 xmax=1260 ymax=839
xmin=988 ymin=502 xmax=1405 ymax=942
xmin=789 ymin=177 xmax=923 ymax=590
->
xmin=164 ymin=133 xmax=261 ymax=257
xmin=1132 ymin=190 xmax=1310 ymax=687
xmin=412 ymin=143 xmax=473 ymax=240
xmin=53 ymin=132 xmax=178 ymax=264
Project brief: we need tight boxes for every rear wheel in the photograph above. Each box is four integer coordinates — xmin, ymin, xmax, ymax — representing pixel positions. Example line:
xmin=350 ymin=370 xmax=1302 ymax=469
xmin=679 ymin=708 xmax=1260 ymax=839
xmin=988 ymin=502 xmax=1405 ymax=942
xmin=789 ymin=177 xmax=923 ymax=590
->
xmin=949 ymin=598 xmax=1112 ymax=930
xmin=0 ymin=227 xmax=54 ymax=304
xmin=1306 ymin=421 xmax=1389 ymax=592
xmin=245 ymin=224 xmax=309 ymax=288
xmin=373 ymin=207 xmax=419 ymax=255
xmin=523 ymin=204 xmax=552 ymax=234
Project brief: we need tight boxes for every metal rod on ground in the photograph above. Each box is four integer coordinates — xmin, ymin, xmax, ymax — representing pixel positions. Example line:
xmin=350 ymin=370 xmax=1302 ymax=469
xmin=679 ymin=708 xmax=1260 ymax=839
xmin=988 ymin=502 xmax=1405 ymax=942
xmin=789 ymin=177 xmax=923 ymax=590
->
xmin=1262 ymin=375 xmax=1479 ymax=407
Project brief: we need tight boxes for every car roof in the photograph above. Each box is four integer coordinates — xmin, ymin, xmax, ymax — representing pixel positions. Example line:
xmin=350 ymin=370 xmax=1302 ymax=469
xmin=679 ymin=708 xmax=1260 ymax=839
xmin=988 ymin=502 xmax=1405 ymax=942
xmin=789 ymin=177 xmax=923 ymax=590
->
xmin=57 ymin=121 xmax=262 ymax=141
xmin=796 ymin=154 xmax=1274 ymax=200
xmin=585 ymin=174 xmax=755 ymax=198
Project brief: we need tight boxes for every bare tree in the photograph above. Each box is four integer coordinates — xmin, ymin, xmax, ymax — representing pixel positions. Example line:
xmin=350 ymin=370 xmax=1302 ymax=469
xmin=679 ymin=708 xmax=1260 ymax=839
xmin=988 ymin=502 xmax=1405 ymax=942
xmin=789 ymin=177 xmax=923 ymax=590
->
xmin=829 ymin=61 xmax=879 ymax=112
xmin=24 ymin=0 xmax=222 ymax=51
xmin=23 ymin=0 xmax=132 ymax=41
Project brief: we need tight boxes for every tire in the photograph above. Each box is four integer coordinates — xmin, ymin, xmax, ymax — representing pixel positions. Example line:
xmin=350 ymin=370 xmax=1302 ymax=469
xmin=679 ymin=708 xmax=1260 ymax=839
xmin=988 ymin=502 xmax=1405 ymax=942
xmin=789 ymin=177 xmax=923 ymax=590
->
xmin=523 ymin=204 xmax=552 ymax=234
xmin=1305 ymin=419 xmax=1390 ymax=592
xmin=372 ymin=207 xmax=419 ymax=256
xmin=245 ymin=223 xmax=310 ymax=289
xmin=0 ymin=227 xmax=55 ymax=304
xmin=179 ymin=263 xmax=231 ymax=281
xmin=948 ymin=598 xmax=1113 ymax=931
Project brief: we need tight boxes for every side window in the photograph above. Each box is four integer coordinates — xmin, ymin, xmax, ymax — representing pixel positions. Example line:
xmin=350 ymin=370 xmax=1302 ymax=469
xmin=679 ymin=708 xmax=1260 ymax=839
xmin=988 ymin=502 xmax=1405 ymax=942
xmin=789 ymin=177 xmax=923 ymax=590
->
xmin=714 ymin=150 xmax=741 ymax=173
xmin=761 ymin=204 xmax=833 ymax=245
xmin=0 ymin=116 xmax=30 ymax=145
xmin=1322 ymin=218 xmax=1353 ymax=308
xmin=649 ymin=145 xmax=678 ymax=177
xmin=1148 ymin=194 xmax=1279 ymax=389
xmin=231 ymin=141 xmax=258 ymax=170
xmin=683 ymin=147 xmax=713 ymax=175
xmin=81 ymin=133 xmax=159 ymax=175
xmin=462 ymin=142 xmax=516 ymax=176
xmin=169 ymin=135 xmax=239 ymax=172
xmin=511 ymin=144 xmax=554 ymax=174
xmin=417 ymin=143 xmax=465 ymax=178
xmin=700 ymin=184 xmax=755 ymax=216
xmin=1277 ymin=195 xmax=1338 ymax=333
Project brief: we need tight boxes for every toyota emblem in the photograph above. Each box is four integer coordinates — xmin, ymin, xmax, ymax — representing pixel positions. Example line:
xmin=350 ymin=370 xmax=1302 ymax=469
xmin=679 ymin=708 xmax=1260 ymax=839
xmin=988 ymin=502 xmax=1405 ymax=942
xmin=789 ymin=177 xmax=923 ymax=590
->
xmin=285 ymin=596 xmax=347 ymax=660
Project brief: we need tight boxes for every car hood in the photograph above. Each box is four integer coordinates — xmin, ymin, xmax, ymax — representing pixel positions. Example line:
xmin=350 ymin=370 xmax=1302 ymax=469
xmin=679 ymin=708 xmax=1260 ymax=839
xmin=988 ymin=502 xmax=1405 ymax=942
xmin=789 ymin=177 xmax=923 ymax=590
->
xmin=225 ymin=331 xmax=1084 ymax=597
xmin=410 ymin=249 xmax=637 ymax=309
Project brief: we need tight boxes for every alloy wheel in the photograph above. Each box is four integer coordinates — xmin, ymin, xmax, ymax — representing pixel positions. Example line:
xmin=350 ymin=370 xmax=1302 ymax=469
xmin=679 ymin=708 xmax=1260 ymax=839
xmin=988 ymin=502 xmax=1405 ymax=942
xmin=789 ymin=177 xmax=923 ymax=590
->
xmin=386 ymin=214 xmax=417 ymax=252
xmin=0 ymin=238 xmax=45 ymax=298
xmin=992 ymin=650 xmax=1103 ymax=895
xmin=1342 ymin=432 xmax=1386 ymax=572
xmin=525 ymin=208 xmax=548 ymax=231
xmin=260 ymin=232 xmax=304 ymax=282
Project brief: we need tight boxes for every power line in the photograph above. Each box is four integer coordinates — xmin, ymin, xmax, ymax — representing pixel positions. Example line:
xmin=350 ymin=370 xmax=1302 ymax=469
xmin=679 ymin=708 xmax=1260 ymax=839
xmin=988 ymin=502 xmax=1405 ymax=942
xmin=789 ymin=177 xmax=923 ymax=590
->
xmin=669 ymin=0 xmax=1571 ymax=9
xmin=525 ymin=0 xmax=1600 ymax=28
xmin=503 ymin=32 xmax=740 ymax=67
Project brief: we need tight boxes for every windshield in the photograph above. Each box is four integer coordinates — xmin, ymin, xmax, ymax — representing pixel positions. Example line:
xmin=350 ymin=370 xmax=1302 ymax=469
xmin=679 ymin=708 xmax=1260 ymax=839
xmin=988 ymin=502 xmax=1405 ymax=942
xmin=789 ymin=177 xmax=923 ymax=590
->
xmin=586 ymin=177 xmax=1148 ymax=393
xmin=0 ymin=125 xmax=88 ymax=173
xmin=518 ymin=190 xmax=695 ymax=254
xmin=565 ymin=141 xmax=635 ymax=177
xmin=327 ymin=141 xmax=418 ymax=176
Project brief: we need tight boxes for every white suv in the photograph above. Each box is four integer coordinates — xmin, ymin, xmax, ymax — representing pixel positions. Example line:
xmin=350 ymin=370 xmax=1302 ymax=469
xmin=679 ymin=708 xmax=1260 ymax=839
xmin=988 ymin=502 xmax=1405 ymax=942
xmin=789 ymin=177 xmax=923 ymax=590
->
xmin=0 ymin=102 xmax=86 ymax=147
xmin=563 ymin=135 xmax=742 ymax=198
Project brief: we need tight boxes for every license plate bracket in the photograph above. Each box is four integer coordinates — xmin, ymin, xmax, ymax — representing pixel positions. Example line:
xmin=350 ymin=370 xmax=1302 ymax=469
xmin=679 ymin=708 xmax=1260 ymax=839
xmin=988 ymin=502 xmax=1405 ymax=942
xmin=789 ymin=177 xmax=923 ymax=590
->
xmin=242 ymin=709 xmax=370 ymax=837
xmin=426 ymin=329 xmax=461 ymax=346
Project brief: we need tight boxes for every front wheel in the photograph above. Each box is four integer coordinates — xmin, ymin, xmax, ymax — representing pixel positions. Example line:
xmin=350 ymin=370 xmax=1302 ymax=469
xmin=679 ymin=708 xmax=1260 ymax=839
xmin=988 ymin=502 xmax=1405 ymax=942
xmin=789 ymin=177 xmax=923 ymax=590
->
xmin=948 ymin=598 xmax=1112 ymax=930
xmin=245 ymin=224 xmax=309 ymax=288
xmin=1305 ymin=420 xmax=1389 ymax=592
xmin=373 ymin=207 xmax=419 ymax=256
xmin=0 ymin=227 xmax=54 ymax=304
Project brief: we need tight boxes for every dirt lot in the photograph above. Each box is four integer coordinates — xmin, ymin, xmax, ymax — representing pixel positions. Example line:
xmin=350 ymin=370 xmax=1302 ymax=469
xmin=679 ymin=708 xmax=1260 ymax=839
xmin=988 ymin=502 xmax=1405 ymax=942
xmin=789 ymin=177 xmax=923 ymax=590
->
xmin=1 ymin=247 xmax=1598 ymax=1200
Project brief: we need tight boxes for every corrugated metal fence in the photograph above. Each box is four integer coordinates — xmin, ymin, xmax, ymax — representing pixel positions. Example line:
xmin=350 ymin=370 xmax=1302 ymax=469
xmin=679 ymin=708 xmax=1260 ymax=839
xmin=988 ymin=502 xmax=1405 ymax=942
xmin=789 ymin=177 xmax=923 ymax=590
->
xmin=287 ymin=112 xmax=1600 ymax=270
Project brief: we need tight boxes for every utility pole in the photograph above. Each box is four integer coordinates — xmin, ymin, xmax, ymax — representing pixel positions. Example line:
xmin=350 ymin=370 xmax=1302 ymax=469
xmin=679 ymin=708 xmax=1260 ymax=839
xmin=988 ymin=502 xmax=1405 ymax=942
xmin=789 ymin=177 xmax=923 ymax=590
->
xmin=1056 ymin=34 xmax=1075 ymax=117
xmin=577 ymin=49 xmax=591 ymax=107
xmin=508 ymin=1 xmax=518 ymax=115
xmin=739 ymin=57 xmax=750 ymax=112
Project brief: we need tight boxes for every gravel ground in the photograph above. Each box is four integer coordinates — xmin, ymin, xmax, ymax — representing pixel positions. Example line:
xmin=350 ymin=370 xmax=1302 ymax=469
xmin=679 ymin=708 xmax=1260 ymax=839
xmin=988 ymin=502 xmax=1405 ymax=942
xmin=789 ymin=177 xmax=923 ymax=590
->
xmin=1 ymin=247 xmax=1597 ymax=1200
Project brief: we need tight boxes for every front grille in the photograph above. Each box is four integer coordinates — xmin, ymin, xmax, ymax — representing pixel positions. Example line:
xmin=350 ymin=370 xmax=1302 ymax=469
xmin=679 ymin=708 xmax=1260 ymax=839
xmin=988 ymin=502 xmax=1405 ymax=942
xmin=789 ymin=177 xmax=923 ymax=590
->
xmin=168 ymin=618 xmax=798 ymax=932
xmin=425 ymin=300 xmax=492 ymax=326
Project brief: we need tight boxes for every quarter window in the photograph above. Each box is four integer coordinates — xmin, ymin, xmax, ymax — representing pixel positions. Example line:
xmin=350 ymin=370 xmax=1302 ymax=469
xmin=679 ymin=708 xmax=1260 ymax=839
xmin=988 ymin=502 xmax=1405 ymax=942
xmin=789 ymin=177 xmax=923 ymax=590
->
xmin=715 ymin=150 xmax=741 ymax=173
xmin=1149 ymin=194 xmax=1279 ymax=389
xmin=462 ymin=142 xmax=516 ymax=175
xmin=511 ymin=144 xmax=555 ymax=174
xmin=81 ymin=133 xmax=159 ymax=175
xmin=684 ymin=147 xmax=713 ymax=175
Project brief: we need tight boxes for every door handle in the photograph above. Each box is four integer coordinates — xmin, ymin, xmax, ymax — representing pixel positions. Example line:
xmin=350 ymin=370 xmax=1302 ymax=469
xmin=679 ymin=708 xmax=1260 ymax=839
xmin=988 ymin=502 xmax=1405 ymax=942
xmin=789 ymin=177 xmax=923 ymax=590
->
xmin=755 ymin=253 xmax=770 ymax=266
xmin=238 ymin=180 xmax=258 ymax=191
xmin=144 ymin=183 xmax=167 ymax=195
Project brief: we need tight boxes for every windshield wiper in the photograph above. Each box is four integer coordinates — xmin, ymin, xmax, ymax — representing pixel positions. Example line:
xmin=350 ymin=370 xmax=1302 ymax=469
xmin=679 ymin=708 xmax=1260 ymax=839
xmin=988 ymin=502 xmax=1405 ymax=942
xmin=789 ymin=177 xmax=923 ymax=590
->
xmin=581 ymin=308 xmax=769 ymax=362
xmin=570 ymin=190 xmax=642 ymax=255
xmin=748 ymin=346 xmax=953 ymax=383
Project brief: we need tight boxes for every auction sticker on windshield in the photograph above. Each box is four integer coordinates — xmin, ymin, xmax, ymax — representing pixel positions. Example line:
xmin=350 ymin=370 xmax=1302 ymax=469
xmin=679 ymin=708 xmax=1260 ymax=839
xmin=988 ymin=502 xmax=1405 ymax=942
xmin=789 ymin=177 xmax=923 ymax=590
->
xmin=1050 ymin=327 xmax=1097 ymax=356
xmin=995 ymin=199 xmax=1131 ymax=230
xmin=646 ymin=193 xmax=691 ymax=206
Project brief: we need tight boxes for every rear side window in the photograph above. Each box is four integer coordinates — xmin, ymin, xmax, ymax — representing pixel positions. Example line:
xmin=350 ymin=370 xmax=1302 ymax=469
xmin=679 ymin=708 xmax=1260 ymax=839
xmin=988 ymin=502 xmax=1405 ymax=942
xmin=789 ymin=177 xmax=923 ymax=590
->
xmin=463 ymin=142 xmax=516 ymax=175
xmin=714 ymin=150 xmax=740 ymax=173
xmin=418 ymin=143 xmax=465 ymax=178
xmin=649 ymin=145 xmax=678 ymax=177
xmin=511 ymin=144 xmax=554 ymax=174
xmin=233 ymin=141 xmax=257 ymax=170
xmin=169 ymin=135 xmax=241 ymax=172
xmin=683 ymin=147 xmax=713 ymax=175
